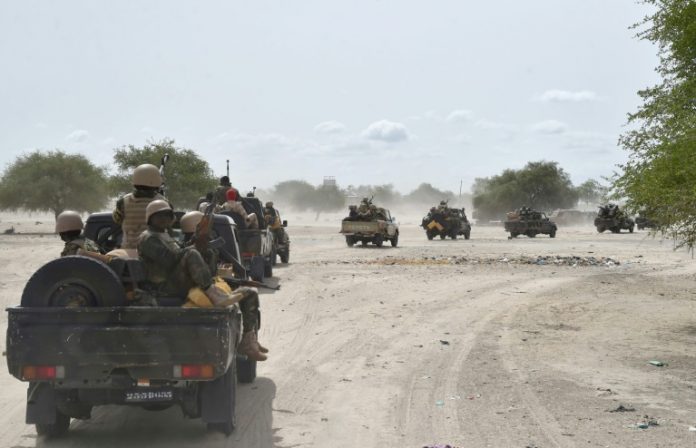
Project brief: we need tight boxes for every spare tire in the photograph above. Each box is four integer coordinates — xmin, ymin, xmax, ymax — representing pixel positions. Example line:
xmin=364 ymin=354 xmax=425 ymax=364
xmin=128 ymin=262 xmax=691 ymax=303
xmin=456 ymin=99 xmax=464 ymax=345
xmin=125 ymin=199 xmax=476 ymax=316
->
xmin=21 ymin=256 xmax=126 ymax=307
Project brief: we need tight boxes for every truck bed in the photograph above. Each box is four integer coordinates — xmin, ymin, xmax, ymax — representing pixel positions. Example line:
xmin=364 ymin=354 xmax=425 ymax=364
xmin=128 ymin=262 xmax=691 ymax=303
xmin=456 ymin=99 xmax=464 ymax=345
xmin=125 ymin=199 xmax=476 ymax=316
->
xmin=6 ymin=306 xmax=241 ymax=387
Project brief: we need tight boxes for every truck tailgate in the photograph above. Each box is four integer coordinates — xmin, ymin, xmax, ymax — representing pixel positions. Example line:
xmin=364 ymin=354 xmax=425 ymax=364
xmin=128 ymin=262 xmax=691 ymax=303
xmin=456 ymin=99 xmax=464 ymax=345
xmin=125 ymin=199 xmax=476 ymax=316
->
xmin=6 ymin=307 xmax=241 ymax=383
xmin=341 ymin=221 xmax=381 ymax=234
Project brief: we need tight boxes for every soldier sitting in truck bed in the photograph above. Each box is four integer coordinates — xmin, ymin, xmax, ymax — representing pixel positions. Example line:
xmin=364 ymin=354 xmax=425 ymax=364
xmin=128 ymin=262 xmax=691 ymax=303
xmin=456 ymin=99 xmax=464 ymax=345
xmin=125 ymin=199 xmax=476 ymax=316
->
xmin=138 ymin=200 xmax=267 ymax=361
xmin=220 ymin=189 xmax=259 ymax=229
xmin=56 ymin=211 xmax=102 ymax=257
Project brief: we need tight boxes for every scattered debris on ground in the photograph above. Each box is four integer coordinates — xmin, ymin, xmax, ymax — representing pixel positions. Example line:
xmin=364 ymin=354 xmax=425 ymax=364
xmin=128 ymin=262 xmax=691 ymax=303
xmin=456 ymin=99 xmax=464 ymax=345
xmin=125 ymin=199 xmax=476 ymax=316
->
xmin=336 ymin=254 xmax=627 ymax=267
xmin=609 ymin=405 xmax=636 ymax=413
xmin=648 ymin=360 xmax=667 ymax=367
xmin=3 ymin=226 xmax=15 ymax=235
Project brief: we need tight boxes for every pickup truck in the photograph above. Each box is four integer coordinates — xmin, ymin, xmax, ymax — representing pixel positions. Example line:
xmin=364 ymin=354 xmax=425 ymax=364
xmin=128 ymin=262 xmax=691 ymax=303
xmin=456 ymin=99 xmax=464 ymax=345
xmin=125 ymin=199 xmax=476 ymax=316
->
xmin=221 ymin=197 xmax=275 ymax=281
xmin=340 ymin=210 xmax=399 ymax=247
xmin=4 ymin=213 xmax=259 ymax=437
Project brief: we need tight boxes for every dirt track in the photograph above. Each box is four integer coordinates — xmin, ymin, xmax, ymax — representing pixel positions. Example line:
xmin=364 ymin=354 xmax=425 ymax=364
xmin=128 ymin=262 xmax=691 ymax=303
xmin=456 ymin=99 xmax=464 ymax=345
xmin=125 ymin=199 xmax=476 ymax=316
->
xmin=1 ymin=218 xmax=696 ymax=447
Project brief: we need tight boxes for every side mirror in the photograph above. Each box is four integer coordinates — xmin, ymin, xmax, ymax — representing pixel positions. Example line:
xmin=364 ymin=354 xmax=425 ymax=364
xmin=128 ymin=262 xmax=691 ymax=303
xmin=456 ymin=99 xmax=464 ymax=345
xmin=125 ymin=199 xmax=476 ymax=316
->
xmin=282 ymin=220 xmax=288 ymax=227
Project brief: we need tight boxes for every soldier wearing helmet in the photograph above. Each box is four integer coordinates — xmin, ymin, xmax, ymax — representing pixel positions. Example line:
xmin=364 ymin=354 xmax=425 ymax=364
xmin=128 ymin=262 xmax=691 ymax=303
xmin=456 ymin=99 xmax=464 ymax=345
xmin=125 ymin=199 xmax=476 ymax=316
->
xmin=113 ymin=164 xmax=169 ymax=251
xmin=56 ymin=210 xmax=101 ymax=257
xmin=263 ymin=201 xmax=278 ymax=228
xmin=177 ymin=210 xmax=268 ymax=360
xmin=140 ymin=203 xmax=267 ymax=361
xmin=212 ymin=176 xmax=232 ymax=206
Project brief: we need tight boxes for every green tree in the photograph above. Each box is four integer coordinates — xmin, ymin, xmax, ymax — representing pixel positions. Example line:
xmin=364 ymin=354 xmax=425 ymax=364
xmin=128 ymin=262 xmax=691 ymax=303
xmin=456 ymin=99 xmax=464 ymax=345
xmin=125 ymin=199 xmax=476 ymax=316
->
xmin=0 ymin=150 xmax=109 ymax=219
xmin=576 ymin=179 xmax=609 ymax=206
xmin=614 ymin=0 xmax=696 ymax=248
xmin=473 ymin=161 xmax=578 ymax=221
xmin=110 ymin=139 xmax=217 ymax=209
xmin=311 ymin=184 xmax=346 ymax=219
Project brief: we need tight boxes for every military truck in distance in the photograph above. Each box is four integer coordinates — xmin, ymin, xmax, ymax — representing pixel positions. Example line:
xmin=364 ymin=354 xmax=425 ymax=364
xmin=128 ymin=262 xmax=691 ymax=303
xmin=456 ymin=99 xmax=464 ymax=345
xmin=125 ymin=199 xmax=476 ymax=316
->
xmin=421 ymin=206 xmax=471 ymax=240
xmin=594 ymin=204 xmax=634 ymax=233
xmin=5 ymin=213 xmax=262 ymax=437
xmin=635 ymin=211 xmax=656 ymax=230
xmin=504 ymin=207 xmax=557 ymax=238
xmin=341 ymin=207 xmax=399 ymax=247
xmin=221 ymin=196 xmax=275 ymax=281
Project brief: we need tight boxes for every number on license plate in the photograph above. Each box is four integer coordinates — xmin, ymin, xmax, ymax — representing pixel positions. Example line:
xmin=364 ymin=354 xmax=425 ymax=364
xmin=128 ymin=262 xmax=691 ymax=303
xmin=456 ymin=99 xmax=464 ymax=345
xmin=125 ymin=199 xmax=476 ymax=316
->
xmin=124 ymin=390 xmax=173 ymax=402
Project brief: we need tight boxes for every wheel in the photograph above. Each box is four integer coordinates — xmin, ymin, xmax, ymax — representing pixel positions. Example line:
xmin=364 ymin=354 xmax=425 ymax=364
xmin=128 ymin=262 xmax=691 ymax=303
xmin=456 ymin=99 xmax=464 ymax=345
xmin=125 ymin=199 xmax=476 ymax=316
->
xmin=374 ymin=234 xmax=384 ymax=247
xmin=439 ymin=234 xmax=446 ymax=240
xmin=264 ymin=257 xmax=273 ymax=278
xmin=510 ymin=232 xmax=518 ymax=238
xmin=597 ymin=226 xmax=605 ymax=233
xmin=611 ymin=227 xmax=620 ymax=233
xmin=270 ymin=245 xmax=277 ymax=266
xmin=250 ymin=256 xmax=265 ymax=282
xmin=629 ymin=226 xmax=634 ymax=233
xmin=390 ymin=233 xmax=399 ymax=247
xmin=526 ymin=231 xmax=537 ymax=238
xmin=464 ymin=230 xmax=471 ymax=240
xmin=279 ymin=248 xmax=290 ymax=263
xmin=35 ymin=410 xmax=70 ymax=437
xmin=549 ymin=229 xmax=556 ymax=238
xmin=345 ymin=236 xmax=355 ymax=247
xmin=450 ymin=232 xmax=457 ymax=240
xmin=21 ymin=256 xmax=126 ymax=307
xmin=237 ymin=356 xmax=257 ymax=384
xmin=426 ymin=231 xmax=434 ymax=241
xmin=203 ymin=363 xmax=237 ymax=436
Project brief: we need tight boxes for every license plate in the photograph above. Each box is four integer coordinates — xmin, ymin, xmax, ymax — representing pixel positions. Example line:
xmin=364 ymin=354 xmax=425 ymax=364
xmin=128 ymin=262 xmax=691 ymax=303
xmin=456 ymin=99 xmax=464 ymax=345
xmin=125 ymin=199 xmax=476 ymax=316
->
xmin=124 ymin=389 xmax=173 ymax=403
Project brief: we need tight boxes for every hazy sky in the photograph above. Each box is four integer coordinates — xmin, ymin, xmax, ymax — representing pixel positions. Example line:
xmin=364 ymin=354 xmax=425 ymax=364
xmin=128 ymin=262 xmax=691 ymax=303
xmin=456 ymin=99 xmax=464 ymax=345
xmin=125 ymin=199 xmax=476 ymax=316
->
xmin=0 ymin=0 xmax=659 ymax=193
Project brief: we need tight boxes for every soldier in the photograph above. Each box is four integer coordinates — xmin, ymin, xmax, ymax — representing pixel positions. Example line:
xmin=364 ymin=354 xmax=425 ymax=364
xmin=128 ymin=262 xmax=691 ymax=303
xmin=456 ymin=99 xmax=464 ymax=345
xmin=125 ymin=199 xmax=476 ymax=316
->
xmin=56 ymin=210 xmax=101 ymax=257
xmin=263 ymin=201 xmax=288 ymax=245
xmin=212 ymin=176 xmax=232 ymax=206
xmin=196 ymin=192 xmax=213 ymax=210
xmin=222 ymin=189 xmax=259 ymax=229
xmin=113 ymin=164 xmax=167 ymax=252
xmin=347 ymin=205 xmax=359 ymax=220
xmin=139 ymin=201 xmax=267 ymax=361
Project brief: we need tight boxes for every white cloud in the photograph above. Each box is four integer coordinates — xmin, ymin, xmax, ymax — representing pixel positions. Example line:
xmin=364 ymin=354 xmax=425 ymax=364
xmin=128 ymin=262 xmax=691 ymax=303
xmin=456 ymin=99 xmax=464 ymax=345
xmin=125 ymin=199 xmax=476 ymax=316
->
xmin=66 ymin=129 xmax=89 ymax=142
xmin=361 ymin=120 xmax=409 ymax=143
xmin=445 ymin=109 xmax=473 ymax=123
xmin=314 ymin=120 xmax=346 ymax=134
xmin=531 ymin=119 xmax=568 ymax=135
xmin=536 ymin=89 xmax=599 ymax=102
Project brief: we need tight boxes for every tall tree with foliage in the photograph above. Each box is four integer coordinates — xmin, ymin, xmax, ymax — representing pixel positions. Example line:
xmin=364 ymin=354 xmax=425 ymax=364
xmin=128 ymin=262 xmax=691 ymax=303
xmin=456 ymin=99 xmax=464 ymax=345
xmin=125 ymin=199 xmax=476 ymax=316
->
xmin=473 ymin=161 xmax=579 ymax=221
xmin=110 ymin=139 xmax=217 ymax=209
xmin=576 ymin=179 xmax=609 ymax=206
xmin=614 ymin=0 xmax=696 ymax=248
xmin=0 ymin=151 xmax=109 ymax=219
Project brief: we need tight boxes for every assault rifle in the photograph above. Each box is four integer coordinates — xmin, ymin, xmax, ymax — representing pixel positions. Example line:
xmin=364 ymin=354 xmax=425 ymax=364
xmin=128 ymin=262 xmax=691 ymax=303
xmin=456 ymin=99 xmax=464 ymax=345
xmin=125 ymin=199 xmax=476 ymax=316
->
xmin=159 ymin=153 xmax=170 ymax=197
xmin=193 ymin=200 xmax=216 ymax=254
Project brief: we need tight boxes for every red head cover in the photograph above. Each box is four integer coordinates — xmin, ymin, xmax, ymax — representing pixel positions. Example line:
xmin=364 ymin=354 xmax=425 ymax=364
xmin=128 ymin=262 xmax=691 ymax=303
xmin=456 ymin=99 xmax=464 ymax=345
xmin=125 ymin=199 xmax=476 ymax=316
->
xmin=226 ymin=188 xmax=238 ymax=202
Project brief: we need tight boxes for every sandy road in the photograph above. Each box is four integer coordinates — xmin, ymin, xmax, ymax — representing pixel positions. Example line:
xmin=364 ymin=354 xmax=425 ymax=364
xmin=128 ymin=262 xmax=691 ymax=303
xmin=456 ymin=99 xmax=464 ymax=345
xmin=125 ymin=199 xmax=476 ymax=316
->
xmin=1 ymin=218 xmax=695 ymax=447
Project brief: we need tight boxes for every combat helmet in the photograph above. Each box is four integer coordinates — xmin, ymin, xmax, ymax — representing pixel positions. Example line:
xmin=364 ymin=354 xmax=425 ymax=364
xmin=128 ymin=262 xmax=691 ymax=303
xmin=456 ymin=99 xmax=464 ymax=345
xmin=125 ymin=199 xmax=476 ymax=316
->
xmin=180 ymin=210 xmax=203 ymax=233
xmin=55 ymin=210 xmax=83 ymax=233
xmin=132 ymin=164 xmax=161 ymax=188
xmin=145 ymin=199 xmax=173 ymax=223
xmin=265 ymin=201 xmax=274 ymax=208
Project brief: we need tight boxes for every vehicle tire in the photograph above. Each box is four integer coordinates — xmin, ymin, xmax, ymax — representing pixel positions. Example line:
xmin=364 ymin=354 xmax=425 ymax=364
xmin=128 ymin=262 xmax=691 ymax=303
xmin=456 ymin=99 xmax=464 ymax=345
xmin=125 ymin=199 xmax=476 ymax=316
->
xmin=345 ymin=236 xmax=355 ymax=247
xmin=390 ymin=233 xmax=399 ymax=247
xmin=264 ymin=257 xmax=273 ymax=278
xmin=611 ymin=227 xmax=620 ymax=234
xmin=439 ymin=234 xmax=446 ymax=240
xmin=426 ymin=231 xmax=434 ymax=241
xmin=629 ymin=226 xmax=634 ymax=233
xmin=549 ymin=229 xmax=556 ymax=238
xmin=237 ymin=356 xmax=257 ymax=384
xmin=450 ymin=231 xmax=457 ymax=240
xmin=526 ymin=231 xmax=536 ymax=238
xmin=21 ymin=256 xmax=126 ymax=307
xmin=204 ymin=364 xmax=237 ymax=436
xmin=279 ymin=249 xmax=290 ymax=264
xmin=464 ymin=230 xmax=471 ymax=240
xmin=35 ymin=410 xmax=70 ymax=438
xmin=374 ymin=234 xmax=384 ymax=248
xmin=250 ymin=256 xmax=265 ymax=282
xmin=510 ymin=232 xmax=518 ymax=238
xmin=597 ymin=226 xmax=605 ymax=233
xmin=270 ymin=245 xmax=277 ymax=266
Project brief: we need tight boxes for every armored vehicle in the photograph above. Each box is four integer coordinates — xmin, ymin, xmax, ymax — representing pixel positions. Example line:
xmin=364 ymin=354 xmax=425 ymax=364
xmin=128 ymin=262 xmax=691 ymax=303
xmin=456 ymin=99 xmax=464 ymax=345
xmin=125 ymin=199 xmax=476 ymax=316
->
xmin=635 ymin=211 xmax=656 ymax=230
xmin=341 ymin=202 xmax=399 ymax=247
xmin=421 ymin=205 xmax=471 ymax=240
xmin=5 ymin=213 xmax=262 ymax=437
xmin=504 ymin=207 xmax=557 ymax=238
xmin=594 ymin=204 xmax=634 ymax=233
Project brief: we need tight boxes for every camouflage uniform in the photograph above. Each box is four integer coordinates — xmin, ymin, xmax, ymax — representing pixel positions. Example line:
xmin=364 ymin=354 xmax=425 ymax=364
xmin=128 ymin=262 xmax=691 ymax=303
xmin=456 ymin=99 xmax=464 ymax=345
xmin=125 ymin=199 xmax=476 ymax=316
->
xmin=61 ymin=237 xmax=101 ymax=257
xmin=140 ymin=227 xmax=260 ymax=332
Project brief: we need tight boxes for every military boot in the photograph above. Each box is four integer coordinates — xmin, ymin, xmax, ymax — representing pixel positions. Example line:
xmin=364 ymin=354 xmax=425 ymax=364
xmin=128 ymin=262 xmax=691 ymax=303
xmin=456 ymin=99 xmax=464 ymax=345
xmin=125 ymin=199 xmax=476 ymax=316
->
xmin=238 ymin=331 xmax=267 ymax=361
xmin=205 ymin=284 xmax=244 ymax=307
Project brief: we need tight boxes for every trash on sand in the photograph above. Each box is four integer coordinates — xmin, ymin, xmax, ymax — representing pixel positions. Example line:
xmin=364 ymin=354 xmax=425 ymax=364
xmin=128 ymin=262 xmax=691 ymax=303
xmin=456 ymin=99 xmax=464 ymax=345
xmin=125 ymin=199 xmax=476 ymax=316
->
xmin=421 ymin=375 xmax=431 ymax=379
xmin=648 ymin=360 xmax=666 ymax=367
xmin=439 ymin=340 xmax=450 ymax=345
xmin=448 ymin=395 xmax=461 ymax=400
xmin=609 ymin=405 xmax=635 ymax=413
xmin=435 ymin=400 xmax=445 ymax=407
xmin=689 ymin=426 xmax=696 ymax=432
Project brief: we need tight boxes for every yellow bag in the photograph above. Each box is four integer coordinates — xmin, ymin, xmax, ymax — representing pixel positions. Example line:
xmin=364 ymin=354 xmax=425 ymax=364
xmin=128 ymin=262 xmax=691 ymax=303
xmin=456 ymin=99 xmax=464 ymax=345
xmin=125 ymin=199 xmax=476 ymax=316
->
xmin=183 ymin=277 xmax=232 ymax=308
xmin=427 ymin=220 xmax=444 ymax=231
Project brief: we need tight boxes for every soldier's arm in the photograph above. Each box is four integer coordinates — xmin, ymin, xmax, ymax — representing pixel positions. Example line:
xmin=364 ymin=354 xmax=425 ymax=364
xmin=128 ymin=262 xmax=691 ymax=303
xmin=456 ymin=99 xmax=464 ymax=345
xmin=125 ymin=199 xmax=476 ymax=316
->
xmin=113 ymin=197 xmax=125 ymax=225
xmin=138 ymin=237 xmax=184 ymax=270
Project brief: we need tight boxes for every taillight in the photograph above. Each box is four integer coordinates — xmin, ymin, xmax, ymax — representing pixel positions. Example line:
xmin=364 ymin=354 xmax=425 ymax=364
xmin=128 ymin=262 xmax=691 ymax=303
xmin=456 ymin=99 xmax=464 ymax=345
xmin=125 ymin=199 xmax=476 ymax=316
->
xmin=173 ymin=364 xmax=214 ymax=379
xmin=22 ymin=365 xmax=65 ymax=380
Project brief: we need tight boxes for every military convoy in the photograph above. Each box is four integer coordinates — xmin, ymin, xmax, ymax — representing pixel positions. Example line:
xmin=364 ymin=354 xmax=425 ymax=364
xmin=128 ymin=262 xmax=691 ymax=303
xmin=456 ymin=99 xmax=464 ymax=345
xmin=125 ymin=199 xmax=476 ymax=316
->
xmin=421 ymin=201 xmax=471 ymax=240
xmin=504 ymin=207 xmax=557 ymax=238
xmin=594 ymin=204 xmax=634 ymax=233
xmin=341 ymin=197 xmax=399 ymax=247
